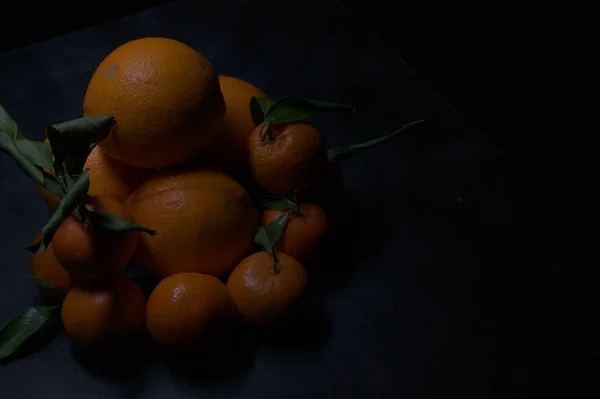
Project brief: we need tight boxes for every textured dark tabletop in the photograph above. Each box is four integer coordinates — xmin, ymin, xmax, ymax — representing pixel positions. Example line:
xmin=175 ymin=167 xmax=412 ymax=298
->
xmin=0 ymin=0 xmax=596 ymax=397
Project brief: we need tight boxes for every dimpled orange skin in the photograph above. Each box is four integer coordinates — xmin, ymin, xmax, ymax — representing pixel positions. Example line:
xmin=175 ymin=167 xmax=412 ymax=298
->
xmin=52 ymin=196 xmax=139 ymax=280
xmin=226 ymin=252 xmax=308 ymax=326
xmin=83 ymin=37 xmax=225 ymax=168
xmin=61 ymin=275 xmax=146 ymax=352
xmin=249 ymin=122 xmax=328 ymax=195
xmin=37 ymin=145 xmax=152 ymax=211
xmin=146 ymin=273 xmax=235 ymax=352
xmin=263 ymin=203 xmax=329 ymax=264
xmin=29 ymin=233 xmax=75 ymax=298
xmin=211 ymin=75 xmax=267 ymax=170
xmin=127 ymin=167 xmax=258 ymax=279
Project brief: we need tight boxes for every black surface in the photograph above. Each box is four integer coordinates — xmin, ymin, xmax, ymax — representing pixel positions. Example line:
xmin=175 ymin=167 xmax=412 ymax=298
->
xmin=0 ymin=0 xmax=597 ymax=397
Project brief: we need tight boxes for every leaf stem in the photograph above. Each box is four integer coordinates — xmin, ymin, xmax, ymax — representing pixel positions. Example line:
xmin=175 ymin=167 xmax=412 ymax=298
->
xmin=292 ymin=191 xmax=302 ymax=216
xmin=270 ymin=247 xmax=280 ymax=275
xmin=327 ymin=119 xmax=426 ymax=162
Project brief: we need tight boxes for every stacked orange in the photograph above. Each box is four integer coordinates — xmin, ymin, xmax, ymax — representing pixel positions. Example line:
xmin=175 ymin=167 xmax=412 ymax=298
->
xmin=24 ymin=37 xmax=337 ymax=354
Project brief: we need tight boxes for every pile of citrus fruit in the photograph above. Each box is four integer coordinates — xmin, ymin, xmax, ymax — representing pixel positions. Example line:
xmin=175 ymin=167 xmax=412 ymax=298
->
xmin=0 ymin=37 xmax=423 ymax=359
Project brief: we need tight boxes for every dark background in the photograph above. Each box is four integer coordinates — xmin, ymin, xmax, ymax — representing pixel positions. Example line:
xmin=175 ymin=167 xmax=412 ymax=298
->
xmin=1 ymin=1 xmax=592 ymax=232
xmin=0 ymin=1 xmax=596 ymax=396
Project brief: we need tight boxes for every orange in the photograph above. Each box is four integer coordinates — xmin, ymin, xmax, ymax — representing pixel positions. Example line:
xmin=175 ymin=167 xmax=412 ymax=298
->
xmin=52 ymin=196 xmax=139 ymax=280
xmin=210 ymin=75 xmax=266 ymax=169
xmin=127 ymin=166 xmax=257 ymax=279
xmin=61 ymin=274 xmax=146 ymax=352
xmin=83 ymin=37 xmax=225 ymax=168
xmin=29 ymin=233 xmax=74 ymax=298
xmin=249 ymin=122 xmax=328 ymax=195
xmin=227 ymin=251 xmax=308 ymax=326
xmin=38 ymin=145 xmax=152 ymax=211
xmin=146 ymin=273 xmax=235 ymax=352
xmin=263 ymin=203 xmax=329 ymax=264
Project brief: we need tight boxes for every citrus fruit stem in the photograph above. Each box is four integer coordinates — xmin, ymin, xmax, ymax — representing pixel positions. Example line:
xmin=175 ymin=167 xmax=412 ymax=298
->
xmin=270 ymin=249 xmax=280 ymax=275
xmin=259 ymin=123 xmax=274 ymax=143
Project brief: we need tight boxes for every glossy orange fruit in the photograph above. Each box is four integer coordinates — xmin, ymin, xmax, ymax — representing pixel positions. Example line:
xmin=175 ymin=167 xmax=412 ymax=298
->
xmin=227 ymin=251 xmax=308 ymax=326
xmin=61 ymin=274 xmax=146 ymax=352
xmin=83 ymin=37 xmax=225 ymax=168
xmin=146 ymin=273 xmax=235 ymax=352
xmin=263 ymin=203 xmax=329 ymax=264
xmin=248 ymin=122 xmax=328 ymax=195
xmin=52 ymin=196 xmax=139 ymax=280
xmin=127 ymin=166 xmax=257 ymax=279
xmin=29 ymin=233 xmax=74 ymax=298
xmin=38 ymin=145 xmax=151 ymax=211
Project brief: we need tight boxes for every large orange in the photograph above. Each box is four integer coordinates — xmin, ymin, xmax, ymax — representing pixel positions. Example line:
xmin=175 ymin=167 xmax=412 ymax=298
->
xmin=29 ymin=233 xmax=74 ymax=298
xmin=61 ymin=274 xmax=146 ymax=352
xmin=52 ymin=196 xmax=139 ymax=279
xmin=83 ymin=37 xmax=225 ymax=168
xmin=263 ymin=203 xmax=329 ymax=264
xmin=210 ymin=75 xmax=266 ymax=169
xmin=38 ymin=145 xmax=151 ymax=211
xmin=127 ymin=166 xmax=257 ymax=278
xmin=249 ymin=122 xmax=328 ymax=195
xmin=146 ymin=273 xmax=235 ymax=352
xmin=227 ymin=251 xmax=308 ymax=326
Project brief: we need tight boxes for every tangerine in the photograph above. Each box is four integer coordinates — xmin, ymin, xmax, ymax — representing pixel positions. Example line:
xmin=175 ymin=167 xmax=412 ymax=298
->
xmin=61 ymin=274 xmax=146 ymax=352
xmin=227 ymin=251 xmax=308 ymax=326
xmin=52 ymin=196 xmax=139 ymax=279
xmin=146 ymin=272 xmax=235 ymax=352
xmin=248 ymin=122 xmax=327 ymax=195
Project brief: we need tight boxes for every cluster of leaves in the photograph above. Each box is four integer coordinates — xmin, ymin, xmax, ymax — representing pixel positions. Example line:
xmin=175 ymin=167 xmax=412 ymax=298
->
xmin=1 ymin=105 xmax=155 ymax=255
xmin=249 ymin=96 xmax=426 ymax=271
xmin=250 ymin=96 xmax=353 ymax=142
xmin=0 ymin=105 xmax=154 ymax=361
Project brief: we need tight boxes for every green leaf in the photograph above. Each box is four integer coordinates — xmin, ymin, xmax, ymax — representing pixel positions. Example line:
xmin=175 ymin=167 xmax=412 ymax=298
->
xmin=254 ymin=227 xmax=273 ymax=254
xmin=15 ymin=139 xmax=53 ymax=171
xmin=27 ymin=171 xmax=91 ymax=255
xmin=254 ymin=194 xmax=297 ymax=211
xmin=263 ymin=96 xmax=353 ymax=126
xmin=0 ymin=105 xmax=21 ymax=139
xmin=0 ymin=105 xmax=54 ymax=183
xmin=25 ymin=276 xmax=66 ymax=298
xmin=0 ymin=131 xmax=45 ymax=187
xmin=328 ymin=119 xmax=426 ymax=162
xmin=254 ymin=211 xmax=290 ymax=254
xmin=250 ymin=97 xmax=275 ymax=126
xmin=47 ymin=114 xmax=115 ymax=178
xmin=0 ymin=305 xmax=59 ymax=360
xmin=86 ymin=211 xmax=156 ymax=235
xmin=266 ymin=212 xmax=289 ymax=246
xmin=42 ymin=171 xmax=66 ymax=198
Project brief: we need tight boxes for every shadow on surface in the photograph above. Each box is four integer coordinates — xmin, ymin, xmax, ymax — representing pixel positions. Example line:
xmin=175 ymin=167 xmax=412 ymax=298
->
xmin=253 ymin=298 xmax=332 ymax=353
xmin=71 ymin=335 xmax=154 ymax=380
xmin=160 ymin=324 xmax=257 ymax=386
xmin=162 ymin=299 xmax=331 ymax=384
xmin=308 ymin=189 xmax=381 ymax=297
